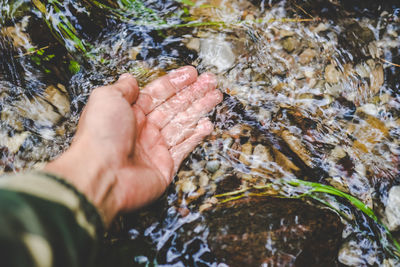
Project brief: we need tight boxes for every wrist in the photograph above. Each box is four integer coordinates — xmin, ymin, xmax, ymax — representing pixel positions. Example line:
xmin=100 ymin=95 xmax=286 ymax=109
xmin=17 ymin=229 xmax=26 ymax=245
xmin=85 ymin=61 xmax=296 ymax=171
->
xmin=44 ymin=142 xmax=121 ymax=227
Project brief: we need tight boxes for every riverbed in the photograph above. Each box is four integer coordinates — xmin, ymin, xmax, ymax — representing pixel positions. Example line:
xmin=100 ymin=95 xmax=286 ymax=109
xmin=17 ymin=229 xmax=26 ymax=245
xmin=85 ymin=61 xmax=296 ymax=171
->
xmin=1 ymin=0 xmax=400 ymax=266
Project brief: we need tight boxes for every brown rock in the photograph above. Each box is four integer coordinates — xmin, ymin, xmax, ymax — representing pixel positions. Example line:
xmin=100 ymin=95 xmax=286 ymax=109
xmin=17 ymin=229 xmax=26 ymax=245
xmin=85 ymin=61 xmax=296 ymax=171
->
xmin=324 ymin=64 xmax=341 ymax=83
xmin=281 ymin=37 xmax=299 ymax=53
xmin=206 ymin=197 xmax=343 ymax=266
xmin=299 ymin=48 xmax=317 ymax=64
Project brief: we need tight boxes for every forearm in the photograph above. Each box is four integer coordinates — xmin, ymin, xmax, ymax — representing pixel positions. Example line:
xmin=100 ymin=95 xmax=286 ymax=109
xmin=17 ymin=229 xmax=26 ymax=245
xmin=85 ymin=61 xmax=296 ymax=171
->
xmin=44 ymin=140 xmax=122 ymax=226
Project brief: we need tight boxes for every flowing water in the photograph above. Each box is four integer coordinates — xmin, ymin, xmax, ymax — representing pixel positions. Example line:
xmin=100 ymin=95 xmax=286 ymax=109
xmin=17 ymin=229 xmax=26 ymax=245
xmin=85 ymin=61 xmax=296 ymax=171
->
xmin=1 ymin=0 xmax=400 ymax=266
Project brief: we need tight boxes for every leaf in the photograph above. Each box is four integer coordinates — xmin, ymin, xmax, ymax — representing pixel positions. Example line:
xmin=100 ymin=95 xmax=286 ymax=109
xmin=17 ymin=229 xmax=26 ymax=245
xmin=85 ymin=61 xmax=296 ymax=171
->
xmin=175 ymin=0 xmax=196 ymax=6
xmin=68 ymin=60 xmax=80 ymax=74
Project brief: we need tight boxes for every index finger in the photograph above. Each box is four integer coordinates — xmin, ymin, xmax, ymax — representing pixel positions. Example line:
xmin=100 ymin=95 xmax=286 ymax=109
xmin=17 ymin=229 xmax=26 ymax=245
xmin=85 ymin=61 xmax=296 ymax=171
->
xmin=135 ymin=66 xmax=198 ymax=114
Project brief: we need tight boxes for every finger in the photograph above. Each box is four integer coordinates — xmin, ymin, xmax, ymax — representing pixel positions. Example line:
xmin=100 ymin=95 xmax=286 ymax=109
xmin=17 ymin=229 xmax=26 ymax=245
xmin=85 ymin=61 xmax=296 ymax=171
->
xmin=147 ymin=72 xmax=217 ymax=129
xmin=111 ymin=73 xmax=139 ymax=104
xmin=170 ymin=118 xmax=213 ymax=173
xmin=161 ymin=89 xmax=223 ymax=147
xmin=136 ymin=66 xmax=198 ymax=114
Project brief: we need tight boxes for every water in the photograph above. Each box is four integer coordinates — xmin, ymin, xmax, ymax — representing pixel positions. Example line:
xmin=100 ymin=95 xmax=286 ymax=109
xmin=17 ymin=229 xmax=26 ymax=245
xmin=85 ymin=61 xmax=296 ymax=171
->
xmin=1 ymin=0 xmax=400 ymax=266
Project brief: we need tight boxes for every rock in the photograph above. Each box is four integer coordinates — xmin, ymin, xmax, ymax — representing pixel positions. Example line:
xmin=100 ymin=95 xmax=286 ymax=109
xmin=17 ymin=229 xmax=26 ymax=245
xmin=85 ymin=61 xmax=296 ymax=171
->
xmin=281 ymin=37 xmax=299 ymax=53
xmin=128 ymin=46 xmax=141 ymax=60
xmin=205 ymin=197 xmax=343 ymax=266
xmin=44 ymin=84 xmax=70 ymax=116
xmin=299 ymin=48 xmax=317 ymax=64
xmin=186 ymin=38 xmax=200 ymax=52
xmin=198 ymin=172 xmax=210 ymax=187
xmin=0 ymin=17 xmax=31 ymax=49
xmin=280 ymin=130 xmax=313 ymax=167
xmin=346 ymin=22 xmax=375 ymax=45
xmin=338 ymin=240 xmax=367 ymax=266
xmin=0 ymin=131 xmax=29 ymax=154
xmin=239 ymin=143 xmax=253 ymax=165
xmin=370 ymin=64 xmax=384 ymax=94
xmin=206 ymin=160 xmax=220 ymax=173
xmin=312 ymin=22 xmax=329 ymax=33
xmin=251 ymin=144 xmax=272 ymax=169
xmin=330 ymin=146 xmax=347 ymax=159
xmin=358 ymin=103 xmax=379 ymax=117
xmin=355 ymin=63 xmax=370 ymax=78
xmin=324 ymin=64 xmax=341 ymax=83
xmin=340 ymin=21 xmax=375 ymax=59
xmin=181 ymin=180 xmax=197 ymax=194
xmin=279 ymin=29 xmax=295 ymax=38
xmin=385 ymin=186 xmax=400 ymax=231
xmin=273 ymin=148 xmax=300 ymax=172
xmin=200 ymin=37 xmax=235 ymax=72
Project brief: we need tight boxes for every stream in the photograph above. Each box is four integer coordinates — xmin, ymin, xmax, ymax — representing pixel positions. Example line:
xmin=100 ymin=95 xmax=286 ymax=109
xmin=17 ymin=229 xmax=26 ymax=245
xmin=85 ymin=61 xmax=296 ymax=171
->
xmin=1 ymin=0 xmax=400 ymax=266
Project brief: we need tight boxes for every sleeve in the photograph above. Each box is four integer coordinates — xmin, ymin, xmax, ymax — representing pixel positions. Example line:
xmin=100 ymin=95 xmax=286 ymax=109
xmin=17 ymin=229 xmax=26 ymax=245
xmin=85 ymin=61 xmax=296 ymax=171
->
xmin=0 ymin=171 xmax=104 ymax=267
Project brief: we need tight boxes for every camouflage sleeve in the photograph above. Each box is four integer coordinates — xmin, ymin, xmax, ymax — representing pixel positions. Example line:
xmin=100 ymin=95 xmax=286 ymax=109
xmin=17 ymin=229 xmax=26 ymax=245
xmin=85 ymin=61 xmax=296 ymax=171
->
xmin=0 ymin=171 xmax=104 ymax=267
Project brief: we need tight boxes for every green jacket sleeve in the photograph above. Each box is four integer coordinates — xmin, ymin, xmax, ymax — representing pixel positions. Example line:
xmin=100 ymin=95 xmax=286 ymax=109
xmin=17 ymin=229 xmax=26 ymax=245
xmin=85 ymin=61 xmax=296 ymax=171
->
xmin=0 ymin=172 xmax=104 ymax=267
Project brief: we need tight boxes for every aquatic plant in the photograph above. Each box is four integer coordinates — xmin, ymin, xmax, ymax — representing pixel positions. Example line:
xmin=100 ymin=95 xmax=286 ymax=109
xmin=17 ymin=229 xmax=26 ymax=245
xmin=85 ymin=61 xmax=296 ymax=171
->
xmin=31 ymin=0 xmax=87 ymax=53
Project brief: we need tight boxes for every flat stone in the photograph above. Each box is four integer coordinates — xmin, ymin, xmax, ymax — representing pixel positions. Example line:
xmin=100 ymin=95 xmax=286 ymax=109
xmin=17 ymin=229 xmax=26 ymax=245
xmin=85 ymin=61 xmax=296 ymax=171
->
xmin=205 ymin=197 xmax=343 ymax=266
xmin=324 ymin=64 xmax=341 ymax=84
xmin=299 ymin=48 xmax=317 ymax=64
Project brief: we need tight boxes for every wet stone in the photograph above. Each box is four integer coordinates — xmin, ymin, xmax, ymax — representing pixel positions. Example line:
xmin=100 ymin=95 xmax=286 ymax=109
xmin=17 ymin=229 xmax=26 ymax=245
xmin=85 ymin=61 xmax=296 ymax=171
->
xmin=299 ymin=48 xmax=317 ymax=65
xmin=385 ymin=186 xmax=400 ymax=231
xmin=281 ymin=37 xmax=299 ymax=53
xmin=324 ymin=64 xmax=341 ymax=84
xmin=206 ymin=160 xmax=220 ymax=173
xmin=205 ymin=197 xmax=343 ymax=267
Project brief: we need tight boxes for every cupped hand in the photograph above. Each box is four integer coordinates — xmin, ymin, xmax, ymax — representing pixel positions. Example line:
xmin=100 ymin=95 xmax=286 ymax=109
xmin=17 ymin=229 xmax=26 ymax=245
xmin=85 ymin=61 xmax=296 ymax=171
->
xmin=45 ymin=66 xmax=222 ymax=226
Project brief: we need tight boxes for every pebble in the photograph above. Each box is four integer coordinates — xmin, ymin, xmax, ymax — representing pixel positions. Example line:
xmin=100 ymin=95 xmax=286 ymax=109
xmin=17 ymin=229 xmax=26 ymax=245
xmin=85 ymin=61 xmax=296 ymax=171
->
xmin=299 ymin=48 xmax=317 ymax=65
xmin=330 ymin=146 xmax=347 ymax=159
xmin=385 ymin=186 xmax=400 ymax=231
xmin=198 ymin=172 xmax=210 ymax=187
xmin=355 ymin=63 xmax=370 ymax=78
xmin=206 ymin=160 xmax=220 ymax=173
xmin=251 ymin=144 xmax=272 ymax=168
xmin=312 ymin=22 xmax=329 ymax=33
xmin=279 ymin=29 xmax=295 ymax=38
xmin=200 ymin=37 xmax=235 ymax=72
xmin=370 ymin=65 xmax=384 ymax=94
xmin=181 ymin=180 xmax=197 ymax=194
xmin=357 ymin=103 xmax=379 ymax=117
xmin=281 ymin=37 xmax=299 ymax=53
xmin=199 ymin=203 xmax=213 ymax=213
xmin=186 ymin=38 xmax=200 ymax=52
xmin=0 ymin=131 xmax=29 ymax=153
xmin=44 ymin=84 xmax=70 ymax=116
xmin=324 ymin=64 xmax=341 ymax=83
xmin=239 ymin=143 xmax=253 ymax=165
xmin=338 ymin=240 xmax=366 ymax=266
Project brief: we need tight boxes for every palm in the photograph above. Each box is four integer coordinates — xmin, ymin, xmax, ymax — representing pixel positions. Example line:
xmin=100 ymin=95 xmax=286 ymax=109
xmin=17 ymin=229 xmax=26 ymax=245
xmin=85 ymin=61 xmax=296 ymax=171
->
xmin=114 ymin=67 xmax=222 ymax=211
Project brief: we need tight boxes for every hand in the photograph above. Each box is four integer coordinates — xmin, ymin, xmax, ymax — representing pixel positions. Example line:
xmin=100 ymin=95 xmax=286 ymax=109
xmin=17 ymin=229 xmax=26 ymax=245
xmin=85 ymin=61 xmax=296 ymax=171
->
xmin=44 ymin=66 xmax=222 ymax=226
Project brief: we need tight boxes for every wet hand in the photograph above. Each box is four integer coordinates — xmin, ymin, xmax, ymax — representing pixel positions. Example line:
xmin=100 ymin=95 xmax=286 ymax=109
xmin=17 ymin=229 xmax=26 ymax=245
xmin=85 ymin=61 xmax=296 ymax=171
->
xmin=44 ymin=66 xmax=222 ymax=226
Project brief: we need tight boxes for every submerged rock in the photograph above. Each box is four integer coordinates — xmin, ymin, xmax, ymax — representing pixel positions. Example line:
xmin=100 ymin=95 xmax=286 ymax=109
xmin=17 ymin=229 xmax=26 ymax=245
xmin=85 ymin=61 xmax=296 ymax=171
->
xmin=205 ymin=197 xmax=343 ymax=266
xmin=199 ymin=37 xmax=235 ymax=72
xmin=281 ymin=37 xmax=299 ymax=53
xmin=324 ymin=64 xmax=341 ymax=84
xmin=385 ymin=186 xmax=400 ymax=231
